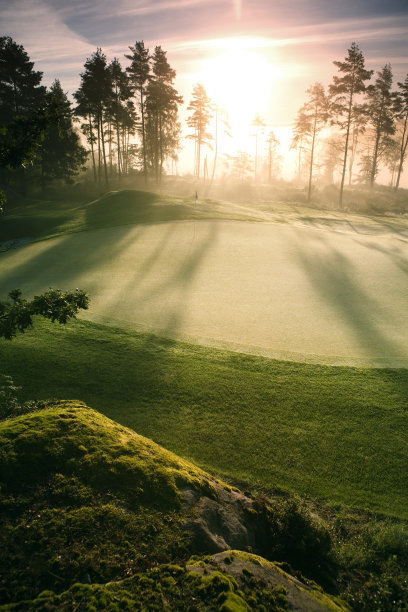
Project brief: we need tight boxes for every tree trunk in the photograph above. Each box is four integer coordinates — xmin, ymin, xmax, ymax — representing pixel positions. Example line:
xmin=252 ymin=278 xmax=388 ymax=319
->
xmin=308 ymin=113 xmax=317 ymax=202
xmin=88 ymin=114 xmax=97 ymax=182
xmin=370 ymin=128 xmax=381 ymax=188
xmin=100 ymin=114 xmax=109 ymax=187
xmin=140 ymin=88 xmax=148 ymax=185
xmin=339 ymin=90 xmax=354 ymax=209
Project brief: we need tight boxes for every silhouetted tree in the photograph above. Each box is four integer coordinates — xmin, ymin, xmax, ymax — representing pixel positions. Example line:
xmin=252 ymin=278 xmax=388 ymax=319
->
xmin=126 ymin=41 xmax=151 ymax=184
xmin=291 ymin=108 xmax=312 ymax=181
xmin=37 ymin=80 xmax=87 ymax=192
xmin=107 ymin=58 xmax=134 ymax=178
xmin=144 ymin=47 xmax=182 ymax=185
xmin=366 ymin=64 xmax=395 ymax=188
xmin=329 ymin=43 xmax=372 ymax=207
xmin=302 ymin=83 xmax=329 ymax=201
xmin=187 ymin=83 xmax=213 ymax=179
xmin=393 ymin=74 xmax=408 ymax=190
xmin=348 ymin=104 xmax=368 ymax=185
xmin=0 ymin=36 xmax=47 ymax=188
xmin=74 ymin=49 xmax=112 ymax=186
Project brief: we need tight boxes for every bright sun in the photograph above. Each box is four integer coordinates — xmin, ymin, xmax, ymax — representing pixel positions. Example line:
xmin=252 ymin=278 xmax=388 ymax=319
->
xmin=196 ymin=46 xmax=281 ymax=125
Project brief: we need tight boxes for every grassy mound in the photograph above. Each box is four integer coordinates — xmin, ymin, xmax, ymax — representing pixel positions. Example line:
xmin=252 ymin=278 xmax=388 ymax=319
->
xmin=0 ymin=402 xmax=348 ymax=610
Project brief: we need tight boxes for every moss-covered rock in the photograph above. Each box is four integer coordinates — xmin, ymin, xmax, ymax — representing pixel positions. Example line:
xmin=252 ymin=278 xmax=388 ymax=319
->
xmin=0 ymin=402 xmax=347 ymax=609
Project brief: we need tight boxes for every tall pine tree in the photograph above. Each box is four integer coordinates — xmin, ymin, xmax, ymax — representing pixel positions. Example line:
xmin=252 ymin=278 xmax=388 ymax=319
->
xmin=126 ymin=41 xmax=151 ymax=184
xmin=186 ymin=83 xmax=212 ymax=180
xmin=366 ymin=64 xmax=395 ymax=188
xmin=37 ymin=80 xmax=87 ymax=193
xmin=144 ymin=47 xmax=182 ymax=185
xmin=0 ymin=36 xmax=46 ymax=186
xmin=329 ymin=42 xmax=372 ymax=207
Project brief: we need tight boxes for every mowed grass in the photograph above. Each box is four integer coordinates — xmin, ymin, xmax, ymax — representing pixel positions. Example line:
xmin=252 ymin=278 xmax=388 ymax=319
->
xmin=1 ymin=317 xmax=407 ymax=519
xmin=0 ymin=190 xmax=196 ymax=243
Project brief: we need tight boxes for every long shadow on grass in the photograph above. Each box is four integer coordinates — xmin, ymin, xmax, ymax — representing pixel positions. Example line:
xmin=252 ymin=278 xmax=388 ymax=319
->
xmin=295 ymin=230 xmax=406 ymax=362
xmin=84 ymin=190 xmax=194 ymax=229
xmin=0 ymin=224 xmax=141 ymax=299
xmin=96 ymin=220 xmax=219 ymax=339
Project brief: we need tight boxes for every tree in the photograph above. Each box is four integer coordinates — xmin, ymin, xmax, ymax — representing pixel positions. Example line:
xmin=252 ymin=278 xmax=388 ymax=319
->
xmin=0 ymin=36 xmax=47 ymax=184
xmin=107 ymin=58 xmax=134 ymax=179
xmin=366 ymin=64 xmax=395 ymax=188
xmin=209 ymin=104 xmax=230 ymax=189
xmin=300 ymin=83 xmax=329 ymax=201
xmin=74 ymin=49 xmax=112 ymax=186
xmin=348 ymin=104 xmax=368 ymax=185
xmin=0 ymin=289 xmax=89 ymax=340
xmin=144 ymin=47 xmax=183 ymax=185
xmin=126 ymin=41 xmax=151 ymax=184
xmin=329 ymin=42 xmax=372 ymax=207
xmin=266 ymin=131 xmax=279 ymax=183
xmin=37 ymin=80 xmax=88 ymax=192
xmin=225 ymin=151 xmax=253 ymax=182
xmin=186 ymin=83 xmax=213 ymax=179
xmin=252 ymin=114 xmax=265 ymax=181
xmin=291 ymin=108 xmax=312 ymax=181
xmin=393 ymin=73 xmax=408 ymax=190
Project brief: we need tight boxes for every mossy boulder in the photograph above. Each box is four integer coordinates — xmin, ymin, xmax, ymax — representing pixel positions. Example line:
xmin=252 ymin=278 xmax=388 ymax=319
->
xmin=0 ymin=402 xmax=346 ymax=609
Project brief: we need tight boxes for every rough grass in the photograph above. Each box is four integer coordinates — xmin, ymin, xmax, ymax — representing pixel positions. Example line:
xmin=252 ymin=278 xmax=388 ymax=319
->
xmin=1 ymin=318 xmax=407 ymax=519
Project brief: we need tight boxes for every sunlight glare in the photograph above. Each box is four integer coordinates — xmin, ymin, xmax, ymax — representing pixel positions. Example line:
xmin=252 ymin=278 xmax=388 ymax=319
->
xmin=196 ymin=46 xmax=282 ymax=126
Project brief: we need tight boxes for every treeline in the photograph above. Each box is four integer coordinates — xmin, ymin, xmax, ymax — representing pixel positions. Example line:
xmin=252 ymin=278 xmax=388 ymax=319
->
xmin=291 ymin=43 xmax=408 ymax=207
xmin=0 ymin=36 xmax=88 ymax=195
xmin=0 ymin=36 xmax=407 ymax=207
xmin=0 ymin=36 xmax=182 ymax=195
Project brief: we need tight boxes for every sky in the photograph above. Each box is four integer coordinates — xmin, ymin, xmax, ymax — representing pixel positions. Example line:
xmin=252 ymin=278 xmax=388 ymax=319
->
xmin=1 ymin=0 xmax=408 ymax=181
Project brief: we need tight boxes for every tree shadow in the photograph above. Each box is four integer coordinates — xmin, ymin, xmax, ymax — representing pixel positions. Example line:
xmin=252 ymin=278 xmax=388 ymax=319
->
xmin=294 ymin=229 xmax=407 ymax=362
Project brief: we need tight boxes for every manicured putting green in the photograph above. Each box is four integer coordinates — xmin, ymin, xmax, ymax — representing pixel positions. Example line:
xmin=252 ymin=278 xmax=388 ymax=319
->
xmin=1 ymin=219 xmax=408 ymax=366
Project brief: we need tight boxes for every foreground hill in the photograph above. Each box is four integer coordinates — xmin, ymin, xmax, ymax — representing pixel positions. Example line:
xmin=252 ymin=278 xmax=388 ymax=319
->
xmin=0 ymin=401 xmax=346 ymax=610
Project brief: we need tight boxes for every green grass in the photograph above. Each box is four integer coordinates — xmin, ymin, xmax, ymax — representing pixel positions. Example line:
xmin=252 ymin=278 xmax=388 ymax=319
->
xmin=1 ymin=317 xmax=407 ymax=518
xmin=3 ymin=187 xmax=408 ymax=246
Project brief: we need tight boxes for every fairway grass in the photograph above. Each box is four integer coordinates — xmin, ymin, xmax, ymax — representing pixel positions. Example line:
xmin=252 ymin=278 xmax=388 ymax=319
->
xmin=1 ymin=317 xmax=407 ymax=519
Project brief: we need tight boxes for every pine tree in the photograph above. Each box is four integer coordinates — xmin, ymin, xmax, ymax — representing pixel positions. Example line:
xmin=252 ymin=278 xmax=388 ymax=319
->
xmin=126 ymin=41 xmax=151 ymax=184
xmin=186 ymin=83 xmax=213 ymax=179
xmin=329 ymin=43 xmax=372 ymax=207
xmin=0 ymin=36 xmax=46 ymax=181
xmin=291 ymin=108 xmax=312 ymax=181
xmin=37 ymin=80 xmax=87 ymax=192
xmin=393 ymin=73 xmax=408 ymax=190
xmin=74 ymin=49 xmax=112 ymax=186
xmin=144 ymin=47 xmax=182 ymax=185
xmin=108 ymin=58 xmax=134 ymax=179
xmin=366 ymin=64 xmax=395 ymax=188
xmin=302 ymin=83 xmax=329 ymax=201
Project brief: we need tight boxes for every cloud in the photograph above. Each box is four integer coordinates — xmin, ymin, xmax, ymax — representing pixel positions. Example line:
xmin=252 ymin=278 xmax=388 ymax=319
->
xmin=1 ymin=0 xmax=95 ymax=90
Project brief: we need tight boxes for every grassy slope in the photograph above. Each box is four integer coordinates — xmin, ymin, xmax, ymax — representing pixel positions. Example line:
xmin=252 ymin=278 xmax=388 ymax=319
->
xmin=1 ymin=317 xmax=407 ymax=519
xmin=2 ymin=188 xmax=408 ymax=245
xmin=0 ymin=403 xmax=345 ymax=610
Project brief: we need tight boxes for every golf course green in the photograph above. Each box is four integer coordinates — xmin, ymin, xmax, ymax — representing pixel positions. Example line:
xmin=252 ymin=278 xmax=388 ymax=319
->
xmin=1 ymin=212 xmax=408 ymax=366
